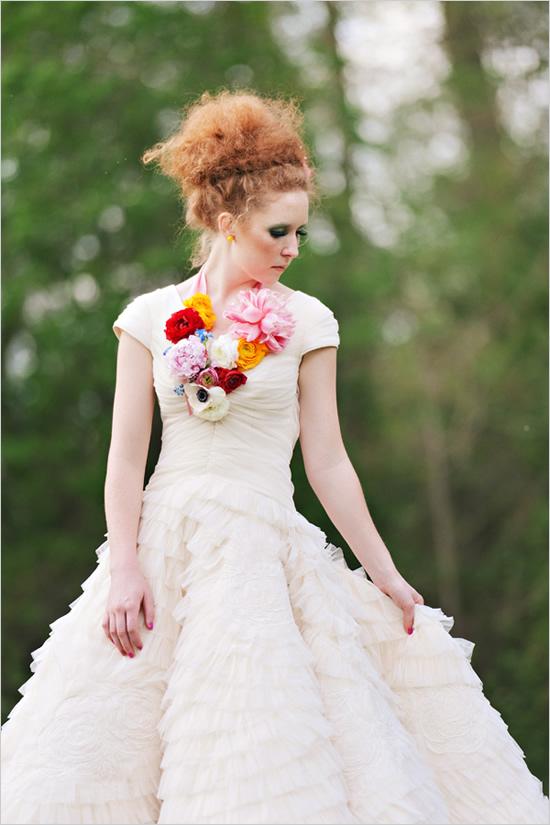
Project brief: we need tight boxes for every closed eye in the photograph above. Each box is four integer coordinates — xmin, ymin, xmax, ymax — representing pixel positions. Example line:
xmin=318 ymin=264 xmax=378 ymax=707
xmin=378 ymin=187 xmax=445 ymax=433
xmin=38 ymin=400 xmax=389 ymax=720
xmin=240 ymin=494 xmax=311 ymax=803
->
xmin=269 ymin=229 xmax=308 ymax=241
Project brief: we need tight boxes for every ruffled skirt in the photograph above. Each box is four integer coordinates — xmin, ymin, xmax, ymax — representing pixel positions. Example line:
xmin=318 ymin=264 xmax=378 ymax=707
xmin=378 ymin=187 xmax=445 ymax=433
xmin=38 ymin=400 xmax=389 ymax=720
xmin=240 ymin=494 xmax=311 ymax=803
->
xmin=2 ymin=474 xmax=548 ymax=824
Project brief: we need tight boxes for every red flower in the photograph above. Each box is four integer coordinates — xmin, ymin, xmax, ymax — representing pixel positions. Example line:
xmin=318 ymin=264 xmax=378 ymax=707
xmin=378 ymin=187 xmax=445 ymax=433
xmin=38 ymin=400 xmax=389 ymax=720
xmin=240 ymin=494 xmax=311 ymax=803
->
xmin=165 ymin=307 xmax=205 ymax=343
xmin=215 ymin=367 xmax=247 ymax=395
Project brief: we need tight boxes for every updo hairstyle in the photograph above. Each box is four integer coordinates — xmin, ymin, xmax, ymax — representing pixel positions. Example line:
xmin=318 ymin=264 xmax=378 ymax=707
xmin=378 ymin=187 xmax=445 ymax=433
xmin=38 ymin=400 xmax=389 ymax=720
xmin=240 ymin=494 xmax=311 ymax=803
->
xmin=141 ymin=88 xmax=319 ymax=268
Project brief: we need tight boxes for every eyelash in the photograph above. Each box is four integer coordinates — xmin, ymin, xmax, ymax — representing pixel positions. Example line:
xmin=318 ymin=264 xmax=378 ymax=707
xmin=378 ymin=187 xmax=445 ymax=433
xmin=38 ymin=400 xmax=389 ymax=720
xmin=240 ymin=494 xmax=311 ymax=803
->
xmin=270 ymin=229 xmax=308 ymax=240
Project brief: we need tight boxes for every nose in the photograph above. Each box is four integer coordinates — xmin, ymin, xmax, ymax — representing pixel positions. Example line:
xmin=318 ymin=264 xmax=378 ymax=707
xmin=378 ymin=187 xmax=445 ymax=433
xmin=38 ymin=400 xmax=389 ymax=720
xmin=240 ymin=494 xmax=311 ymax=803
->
xmin=282 ymin=237 xmax=300 ymax=259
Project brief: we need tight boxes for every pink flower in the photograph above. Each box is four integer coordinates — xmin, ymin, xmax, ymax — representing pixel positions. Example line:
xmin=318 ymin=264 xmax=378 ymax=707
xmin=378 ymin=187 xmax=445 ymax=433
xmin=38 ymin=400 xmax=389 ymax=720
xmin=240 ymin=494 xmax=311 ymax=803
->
xmin=195 ymin=367 xmax=220 ymax=387
xmin=223 ymin=288 xmax=296 ymax=353
xmin=165 ymin=334 xmax=208 ymax=381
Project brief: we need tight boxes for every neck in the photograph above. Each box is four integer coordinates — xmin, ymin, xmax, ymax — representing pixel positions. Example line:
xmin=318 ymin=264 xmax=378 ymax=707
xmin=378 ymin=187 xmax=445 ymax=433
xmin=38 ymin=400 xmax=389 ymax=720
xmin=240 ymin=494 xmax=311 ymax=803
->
xmin=200 ymin=240 xmax=260 ymax=303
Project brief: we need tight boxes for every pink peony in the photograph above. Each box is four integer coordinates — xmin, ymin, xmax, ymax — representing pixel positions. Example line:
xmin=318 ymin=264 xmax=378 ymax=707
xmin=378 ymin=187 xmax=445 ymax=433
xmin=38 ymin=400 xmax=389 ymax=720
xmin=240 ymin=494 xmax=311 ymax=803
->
xmin=223 ymin=288 xmax=296 ymax=353
xmin=165 ymin=334 xmax=208 ymax=381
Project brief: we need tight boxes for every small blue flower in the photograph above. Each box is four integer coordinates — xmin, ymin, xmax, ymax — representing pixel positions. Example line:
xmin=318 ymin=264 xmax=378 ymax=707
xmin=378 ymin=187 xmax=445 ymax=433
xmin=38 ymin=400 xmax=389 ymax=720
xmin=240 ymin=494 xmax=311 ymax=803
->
xmin=173 ymin=384 xmax=185 ymax=396
xmin=195 ymin=328 xmax=213 ymax=343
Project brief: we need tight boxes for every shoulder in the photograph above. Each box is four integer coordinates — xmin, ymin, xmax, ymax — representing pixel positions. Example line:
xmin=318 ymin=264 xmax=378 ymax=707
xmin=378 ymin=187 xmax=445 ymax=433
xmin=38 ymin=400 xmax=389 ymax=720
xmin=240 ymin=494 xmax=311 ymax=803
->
xmin=289 ymin=286 xmax=333 ymax=310
xmin=292 ymin=289 xmax=338 ymax=326
xmin=112 ymin=285 xmax=169 ymax=351
xmin=115 ymin=284 xmax=176 ymax=320
xmin=289 ymin=290 xmax=340 ymax=357
xmin=115 ymin=285 xmax=161 ymax=311
xmin=120 ymin=284 xmax=170 ymax=306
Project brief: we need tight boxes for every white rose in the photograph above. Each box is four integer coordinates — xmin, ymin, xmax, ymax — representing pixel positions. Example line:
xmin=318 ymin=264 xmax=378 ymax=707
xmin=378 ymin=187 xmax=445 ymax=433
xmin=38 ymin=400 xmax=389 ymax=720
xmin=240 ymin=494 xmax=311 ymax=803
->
xmin=183 ymin=383 xmax=230 ymax=422
xmin=208 ymin=333 xmax=239 ymax=369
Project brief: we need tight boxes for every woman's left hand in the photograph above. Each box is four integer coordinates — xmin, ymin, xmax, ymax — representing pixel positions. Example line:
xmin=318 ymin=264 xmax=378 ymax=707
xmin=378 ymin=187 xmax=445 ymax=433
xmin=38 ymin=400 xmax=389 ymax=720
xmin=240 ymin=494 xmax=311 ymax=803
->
xmin=371 ymin=571 xmax=425 ymax=635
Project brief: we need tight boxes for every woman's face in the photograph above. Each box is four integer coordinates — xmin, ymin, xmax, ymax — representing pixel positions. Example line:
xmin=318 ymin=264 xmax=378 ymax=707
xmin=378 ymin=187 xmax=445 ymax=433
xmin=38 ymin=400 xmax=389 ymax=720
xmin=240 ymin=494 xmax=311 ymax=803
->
xmin=223 ymin=189 xmax=310 ymax=286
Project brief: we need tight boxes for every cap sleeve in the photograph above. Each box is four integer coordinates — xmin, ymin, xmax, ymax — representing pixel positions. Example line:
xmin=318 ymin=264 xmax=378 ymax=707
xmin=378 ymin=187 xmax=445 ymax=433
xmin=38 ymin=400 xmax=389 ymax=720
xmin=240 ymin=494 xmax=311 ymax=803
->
xmin=112 ymin=293 xmax=152 ymax=352
xmin=300 ymin=296 xmax=340 ymax=357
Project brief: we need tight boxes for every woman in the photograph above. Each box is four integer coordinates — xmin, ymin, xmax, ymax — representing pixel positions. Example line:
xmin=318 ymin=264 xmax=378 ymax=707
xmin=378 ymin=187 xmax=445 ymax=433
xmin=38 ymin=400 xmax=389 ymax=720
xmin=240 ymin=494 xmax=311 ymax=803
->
xmin=2 ymin=89 xmax=548 ymax=824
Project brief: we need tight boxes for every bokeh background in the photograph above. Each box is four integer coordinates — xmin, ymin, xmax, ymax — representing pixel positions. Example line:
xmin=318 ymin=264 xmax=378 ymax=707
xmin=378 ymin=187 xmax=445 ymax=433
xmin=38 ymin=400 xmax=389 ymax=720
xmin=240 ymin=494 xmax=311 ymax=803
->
xmin=2 ymin=0 xmax=548 ymax=790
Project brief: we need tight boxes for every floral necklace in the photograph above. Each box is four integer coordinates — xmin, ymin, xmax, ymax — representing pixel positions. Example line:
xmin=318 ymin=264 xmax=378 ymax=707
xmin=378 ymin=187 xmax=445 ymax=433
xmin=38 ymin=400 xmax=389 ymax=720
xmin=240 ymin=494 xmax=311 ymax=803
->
xmin=162 ymin=268 xmax=296 ymax=422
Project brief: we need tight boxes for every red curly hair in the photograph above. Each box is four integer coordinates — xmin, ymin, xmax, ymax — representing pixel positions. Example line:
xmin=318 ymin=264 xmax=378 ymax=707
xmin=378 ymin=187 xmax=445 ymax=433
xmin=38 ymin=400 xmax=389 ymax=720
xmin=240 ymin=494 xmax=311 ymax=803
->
xmin=141 ymin=88 xmax=319 ymax=268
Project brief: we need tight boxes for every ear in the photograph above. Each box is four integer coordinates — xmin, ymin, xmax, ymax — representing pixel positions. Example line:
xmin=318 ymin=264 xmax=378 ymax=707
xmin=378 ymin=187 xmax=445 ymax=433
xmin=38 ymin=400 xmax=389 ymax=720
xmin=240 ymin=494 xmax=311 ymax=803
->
xmin=217 ymin=211 xmax=234 ymax=236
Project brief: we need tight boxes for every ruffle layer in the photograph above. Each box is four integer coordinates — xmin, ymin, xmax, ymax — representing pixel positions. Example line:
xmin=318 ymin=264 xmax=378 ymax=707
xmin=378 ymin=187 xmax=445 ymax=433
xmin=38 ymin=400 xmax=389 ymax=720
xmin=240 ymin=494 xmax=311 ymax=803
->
xmin=148 ymin=480 xmax=358 ymax=824
xmin=301 ymin=545 xmax=549 ymax=824
xmin=1 ymin=472 xmax=548 ymax=824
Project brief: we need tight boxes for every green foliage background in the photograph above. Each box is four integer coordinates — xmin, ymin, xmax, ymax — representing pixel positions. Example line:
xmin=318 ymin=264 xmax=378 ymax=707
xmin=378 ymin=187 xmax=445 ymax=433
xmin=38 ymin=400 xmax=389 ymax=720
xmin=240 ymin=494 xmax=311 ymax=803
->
xmin=2 ymin=0 xmax=548 ymax=792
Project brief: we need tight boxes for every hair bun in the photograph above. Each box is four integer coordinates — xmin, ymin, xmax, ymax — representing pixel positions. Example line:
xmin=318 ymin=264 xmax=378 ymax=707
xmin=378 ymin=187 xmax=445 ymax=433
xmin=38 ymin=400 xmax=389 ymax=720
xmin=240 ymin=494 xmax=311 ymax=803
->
xmin=142 ymin=89 xmax=310 ymax=193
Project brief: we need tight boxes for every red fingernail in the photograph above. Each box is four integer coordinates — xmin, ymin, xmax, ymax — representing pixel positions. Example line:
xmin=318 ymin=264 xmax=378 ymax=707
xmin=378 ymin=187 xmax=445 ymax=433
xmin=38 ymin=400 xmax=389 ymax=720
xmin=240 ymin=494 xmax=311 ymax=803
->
xmin=407 ymin=626 xmax=414 ymax=635
xmin=128 ymin=652 xmax=134 ymax=658
xmin=147 ymin=622 xmax=153 ymax=629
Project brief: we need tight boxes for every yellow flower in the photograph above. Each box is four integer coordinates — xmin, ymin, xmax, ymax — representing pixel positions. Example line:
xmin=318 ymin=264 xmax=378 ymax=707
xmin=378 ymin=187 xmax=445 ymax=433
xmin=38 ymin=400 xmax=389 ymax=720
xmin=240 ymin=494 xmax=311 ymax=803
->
xmin=236 ymin=338 xmax=270 ymax=370
xmin=184 ymin=292 xmax=216 ymax=331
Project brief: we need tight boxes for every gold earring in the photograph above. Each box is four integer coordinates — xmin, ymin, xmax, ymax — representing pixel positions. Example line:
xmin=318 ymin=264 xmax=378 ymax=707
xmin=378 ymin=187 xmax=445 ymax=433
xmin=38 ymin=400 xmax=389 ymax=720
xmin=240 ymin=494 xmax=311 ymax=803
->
xmin=226 ymin=234 xmax=235 ymax=242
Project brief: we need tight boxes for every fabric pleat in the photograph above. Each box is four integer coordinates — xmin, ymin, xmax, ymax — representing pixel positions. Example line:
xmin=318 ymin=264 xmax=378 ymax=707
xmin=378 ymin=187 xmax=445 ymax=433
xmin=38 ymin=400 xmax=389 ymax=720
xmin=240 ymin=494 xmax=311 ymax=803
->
xmin=2 ymin=473 xmax=548 ymax=824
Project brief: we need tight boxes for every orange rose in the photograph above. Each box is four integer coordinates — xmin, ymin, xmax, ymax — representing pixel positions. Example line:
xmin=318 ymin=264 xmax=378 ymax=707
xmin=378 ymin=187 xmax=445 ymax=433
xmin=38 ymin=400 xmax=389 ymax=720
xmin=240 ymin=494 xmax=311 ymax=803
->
xmin=183 ymin=292 xmax=216 ymax=331
xmin=236 ymin=339 xmax=270 ymax=370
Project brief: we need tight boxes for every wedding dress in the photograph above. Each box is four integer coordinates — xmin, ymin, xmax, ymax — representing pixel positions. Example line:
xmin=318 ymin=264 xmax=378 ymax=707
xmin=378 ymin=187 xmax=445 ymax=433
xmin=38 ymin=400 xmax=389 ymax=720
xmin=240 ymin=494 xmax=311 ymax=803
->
xmin=1 ymin=266 xmax=548 ymax=824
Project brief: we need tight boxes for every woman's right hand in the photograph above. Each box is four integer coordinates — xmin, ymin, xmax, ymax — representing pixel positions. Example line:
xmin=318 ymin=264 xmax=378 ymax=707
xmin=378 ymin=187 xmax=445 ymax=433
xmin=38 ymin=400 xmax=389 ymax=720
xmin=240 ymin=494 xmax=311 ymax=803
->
xmin=102 ymin=563 xmax=155 ymax=657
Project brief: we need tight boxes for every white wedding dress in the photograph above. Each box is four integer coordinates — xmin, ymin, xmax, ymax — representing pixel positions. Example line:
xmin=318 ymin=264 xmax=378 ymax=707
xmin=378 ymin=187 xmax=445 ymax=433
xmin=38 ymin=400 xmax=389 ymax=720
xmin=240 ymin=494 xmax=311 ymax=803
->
xmin=1 ymin=267 xmax=548 ymax=824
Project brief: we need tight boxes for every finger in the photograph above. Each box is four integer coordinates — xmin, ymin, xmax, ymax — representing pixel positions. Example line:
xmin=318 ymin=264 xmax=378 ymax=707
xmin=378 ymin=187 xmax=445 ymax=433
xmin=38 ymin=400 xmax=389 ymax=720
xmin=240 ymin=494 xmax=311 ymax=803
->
xmin=126 ymin=612 xmax=142 ymax=653
xmin=142 ymin=589 xmax=155 ymax=631
xmin=116 ymin=610 xmax=133 ymax=657
xmin=403 ymin=602 xmax=416 ymax=635
xmin=110 ymin=613 xmax=126 ymax=656
xmin=413 ymin=591 xmax=424 ymax=605
xmin=101 ymin=614 xmax=111 ymax=643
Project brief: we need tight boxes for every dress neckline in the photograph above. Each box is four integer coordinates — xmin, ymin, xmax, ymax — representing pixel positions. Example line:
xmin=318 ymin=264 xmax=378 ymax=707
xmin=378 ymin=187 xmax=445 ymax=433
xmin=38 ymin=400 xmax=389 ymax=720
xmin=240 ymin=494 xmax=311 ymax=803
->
xmin=168 ymin=265 xmax=302 ymax=338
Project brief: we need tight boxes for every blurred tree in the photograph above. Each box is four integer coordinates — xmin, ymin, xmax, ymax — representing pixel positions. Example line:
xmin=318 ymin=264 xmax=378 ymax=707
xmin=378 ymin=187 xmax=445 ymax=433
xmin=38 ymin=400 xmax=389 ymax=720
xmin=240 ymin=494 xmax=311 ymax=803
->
xmin=2 ymin=0 xmax=547 ymax=792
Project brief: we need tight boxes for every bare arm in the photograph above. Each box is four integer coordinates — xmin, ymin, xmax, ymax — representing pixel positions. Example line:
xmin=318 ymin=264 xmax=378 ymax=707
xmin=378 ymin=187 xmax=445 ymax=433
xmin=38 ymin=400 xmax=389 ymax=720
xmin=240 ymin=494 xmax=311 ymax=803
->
xmin=298 ymin=346 xmax=424 ymax=633
xmin=104 ymin=331 xmax=154 ymax=573
xmin=101 ymin=330 xmax=156 ymax=658
xmin=298 ymin=346 xmax=398 ymax=583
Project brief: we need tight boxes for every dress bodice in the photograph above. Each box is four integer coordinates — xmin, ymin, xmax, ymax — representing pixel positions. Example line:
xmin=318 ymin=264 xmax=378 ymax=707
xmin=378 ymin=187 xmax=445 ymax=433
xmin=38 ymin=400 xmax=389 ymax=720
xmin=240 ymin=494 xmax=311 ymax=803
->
xmin=112 ymin=272 xmax=340 ymax=507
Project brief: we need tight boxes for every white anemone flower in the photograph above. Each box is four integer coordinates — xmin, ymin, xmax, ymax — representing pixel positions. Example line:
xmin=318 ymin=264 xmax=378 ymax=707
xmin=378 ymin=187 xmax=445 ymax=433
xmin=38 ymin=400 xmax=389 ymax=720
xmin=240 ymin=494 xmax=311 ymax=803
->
xmin=183 ymin=382 xmax=230 ymax=422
